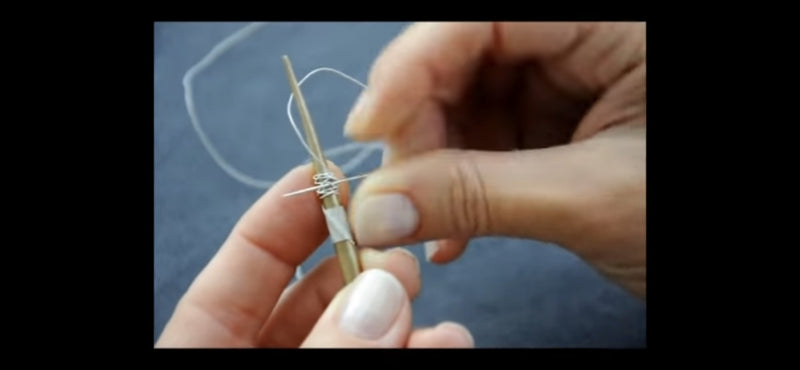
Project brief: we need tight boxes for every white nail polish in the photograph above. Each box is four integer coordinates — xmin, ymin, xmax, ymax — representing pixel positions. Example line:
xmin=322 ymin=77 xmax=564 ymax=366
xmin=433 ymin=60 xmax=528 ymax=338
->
xmin=424 ymin=241 xmax=439 ymax=262
xmin=352 ymin=194 xmax=419 ymax=246
xmin=339 ymin=269 xmax=405 ymax=340
xmin=381 ymin=146 xmax=393 ymax=165
xmin=388 ymin=247 xmax=420 ymax=273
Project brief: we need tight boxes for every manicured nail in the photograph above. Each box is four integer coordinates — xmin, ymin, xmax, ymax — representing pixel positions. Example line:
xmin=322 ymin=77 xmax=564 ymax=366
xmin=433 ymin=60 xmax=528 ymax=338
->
xmin=339 ymin=269 xmax=405 ymax=340
xmin=344 ymin=91 xmax=371 ymax=137
xmin=388 ymin=246 xmax=420 ymax=273
xmin=352 ymin=194 xmax=418 ymax=246
xmin=381 ymin=146 xmax=393 ymax=165
xmin=424 ymin=241 xmax=439 ymax=262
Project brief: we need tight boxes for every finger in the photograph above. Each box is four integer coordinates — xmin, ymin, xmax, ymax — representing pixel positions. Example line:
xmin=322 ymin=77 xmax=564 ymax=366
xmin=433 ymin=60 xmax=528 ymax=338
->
xmin=380 ymin=62 xmax=519 ymax=166
xmin=538 ymin=22 xmax=646 ymax=99
xmin=572 ymin=62 xmax=646 ymax=142
xmin=380 ymin=99 xmax=448 ymax=165
xmin=301 ymin=269 xmax=412 ymax=348
xmin=156 ymin=162 xmax=350 ymax=347
xmin=344 ymin=22 xmax=491 ymax=141
xmin=258 ymin=247 xmax=420 ymax=347
xmin=424 ymin=237 xmax=469 ymax=264
xmin=407 ymin=322 xmax=474 ymax=348
xmin=344 ymin=22 xmax=630 ymax=142
xmin=348 ymin=139 xmax=636 ymax=250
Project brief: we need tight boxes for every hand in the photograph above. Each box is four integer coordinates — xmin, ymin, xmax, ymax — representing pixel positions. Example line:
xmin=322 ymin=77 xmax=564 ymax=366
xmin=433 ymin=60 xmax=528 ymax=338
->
xmin=155 ymin=163 xmax=474 ymax=348
xmin=344 ymin=22 xmax=646 ymax=299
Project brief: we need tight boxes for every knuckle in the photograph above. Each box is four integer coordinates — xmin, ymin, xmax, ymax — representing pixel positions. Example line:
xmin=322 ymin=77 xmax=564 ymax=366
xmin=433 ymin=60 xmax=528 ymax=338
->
xmin=446 ymin=152 xmax=491 ymax=235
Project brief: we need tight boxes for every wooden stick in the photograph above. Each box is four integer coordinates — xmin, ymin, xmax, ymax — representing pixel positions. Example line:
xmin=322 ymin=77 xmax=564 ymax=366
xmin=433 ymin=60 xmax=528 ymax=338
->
xmin=282 ymin=55 xmax=362 ymax=284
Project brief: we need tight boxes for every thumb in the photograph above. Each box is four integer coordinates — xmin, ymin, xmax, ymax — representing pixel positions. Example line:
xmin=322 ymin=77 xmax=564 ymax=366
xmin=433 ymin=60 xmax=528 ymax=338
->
xmin=301 ymin=269 xmax=411 ymax=348
xmin=348 ymin=129 xmax=642 ymax=252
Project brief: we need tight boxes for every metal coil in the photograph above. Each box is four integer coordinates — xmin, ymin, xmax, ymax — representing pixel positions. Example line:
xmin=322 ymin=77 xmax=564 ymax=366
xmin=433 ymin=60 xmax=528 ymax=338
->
xmin=313 ymin=172 xmax=339 ymax=199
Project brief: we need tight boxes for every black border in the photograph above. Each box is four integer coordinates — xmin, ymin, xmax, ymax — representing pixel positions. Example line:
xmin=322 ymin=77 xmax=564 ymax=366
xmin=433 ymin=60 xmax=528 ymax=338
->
xmin=61 ymin=13 xmax=677 ymax=357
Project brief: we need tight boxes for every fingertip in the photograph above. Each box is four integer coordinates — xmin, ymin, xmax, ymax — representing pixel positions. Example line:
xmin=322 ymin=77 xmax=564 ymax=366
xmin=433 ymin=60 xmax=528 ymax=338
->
xmin=343 ymin=91 xmax=376 ymax=140
xmin=387 ymin=247 xmax=420 ymax=275
xmin=301 ymin=269 xmax=412 ymax=347
xmin=386 ymin=247 xmax=421 ymax=298
xmin=427 ymin=237 xmax=469 ymax=264
xmin=346 ymin=22 xmax=490 ymax=141
xmin=436 ymin=321 xmax=474 ymax=348
xmin=280 ymin=162 xmax=318 ymax=190
xmin=381 ymin=145 xmax=394 ymax=166
xmin=406 ymin=321 xmax=475 ymax=348
xmin=424 ymin=240 xmax=439 ymax=262
xmin=359 ymin=247 xmax=421 ymax=299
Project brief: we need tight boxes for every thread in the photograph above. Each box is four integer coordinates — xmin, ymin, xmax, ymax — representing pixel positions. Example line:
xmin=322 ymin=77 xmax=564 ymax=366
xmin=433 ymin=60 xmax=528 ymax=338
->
xmin=282 ymin=173 xmax=369 ymax=198
xmin=182 ymin=22 xmax=381 ymax=282
xmin=183 ymin=22 xmax=381 ymax=191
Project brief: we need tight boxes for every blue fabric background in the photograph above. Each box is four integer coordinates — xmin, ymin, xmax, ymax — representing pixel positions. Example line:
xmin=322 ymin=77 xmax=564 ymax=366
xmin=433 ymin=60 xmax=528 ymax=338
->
xmin=153 ymin=22 xmax=646 ymax=347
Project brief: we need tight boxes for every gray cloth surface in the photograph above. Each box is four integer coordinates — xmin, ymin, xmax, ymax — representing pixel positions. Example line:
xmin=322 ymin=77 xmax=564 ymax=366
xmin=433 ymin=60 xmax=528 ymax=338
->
xmin=153 ymin=22 xmax=646 ymax=347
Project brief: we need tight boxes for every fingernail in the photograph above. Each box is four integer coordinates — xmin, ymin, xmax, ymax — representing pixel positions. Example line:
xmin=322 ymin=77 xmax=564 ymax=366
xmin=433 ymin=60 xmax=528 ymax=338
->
xmin=358 ymin=248 xmax=386 ymax=266
xmin=388 ymin=246 xmax=420 ymax=273
xmin=424 ymin=241 xmax=439 ymax=262
xmin=353 ymin=194 xmax=418 ymax=246
xmin=361 ymin=247 xmax=419 ymax=274
xmin=339 ymin=269 xmax=405 ymax=340
xmin=344 ymin=91 xmax=371 ymax=137
xmin=381 ymin=145 xmax=393 ymax=165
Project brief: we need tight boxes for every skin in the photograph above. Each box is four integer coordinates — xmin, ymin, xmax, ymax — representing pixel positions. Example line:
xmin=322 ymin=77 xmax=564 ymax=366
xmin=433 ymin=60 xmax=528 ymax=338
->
xmin=157 ymin=21 xmax=645 ymax=348
xmin=345 ymin=22 xmax=646 ymax=299
xmin=156 ymin=163 xmax=474 ymax=348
